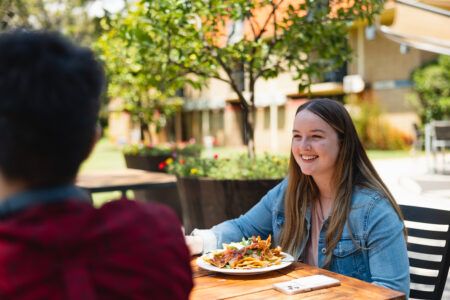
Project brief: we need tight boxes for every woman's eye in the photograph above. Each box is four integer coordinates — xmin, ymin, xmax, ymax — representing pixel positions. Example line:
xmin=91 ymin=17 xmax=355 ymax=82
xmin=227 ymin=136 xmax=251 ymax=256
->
xmin=293 ymin=135 xmax=301 ymax=139
xmin=312 ymin=135 xmax=322 ymax=139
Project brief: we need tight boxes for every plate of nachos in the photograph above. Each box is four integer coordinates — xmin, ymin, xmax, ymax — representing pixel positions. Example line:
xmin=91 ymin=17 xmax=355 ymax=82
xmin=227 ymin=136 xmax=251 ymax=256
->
xmin=197 ymin=235 xmax=294 ymax=275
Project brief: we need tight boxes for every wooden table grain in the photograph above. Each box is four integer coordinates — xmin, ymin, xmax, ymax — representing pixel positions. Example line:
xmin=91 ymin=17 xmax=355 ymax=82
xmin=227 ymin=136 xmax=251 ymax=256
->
xmin=191 ymin=258 xmax=405 ymax=299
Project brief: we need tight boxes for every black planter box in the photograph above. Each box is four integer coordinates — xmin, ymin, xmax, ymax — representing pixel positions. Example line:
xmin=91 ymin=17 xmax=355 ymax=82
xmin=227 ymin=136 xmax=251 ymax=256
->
xmin=176 ymin=177 xmax=282 ymax=233
xmin=124 ymin=154 xmax=171 ymax=173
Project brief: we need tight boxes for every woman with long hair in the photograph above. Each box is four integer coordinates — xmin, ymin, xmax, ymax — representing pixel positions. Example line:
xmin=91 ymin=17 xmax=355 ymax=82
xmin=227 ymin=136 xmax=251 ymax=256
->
xmin=187 ymin=98 xmax=409 ymax=295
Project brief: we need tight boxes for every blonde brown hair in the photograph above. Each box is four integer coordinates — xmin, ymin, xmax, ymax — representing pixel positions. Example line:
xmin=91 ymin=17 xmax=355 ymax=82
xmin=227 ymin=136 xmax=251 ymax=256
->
xmin=279 ymin=98 xmax=405 ymax=267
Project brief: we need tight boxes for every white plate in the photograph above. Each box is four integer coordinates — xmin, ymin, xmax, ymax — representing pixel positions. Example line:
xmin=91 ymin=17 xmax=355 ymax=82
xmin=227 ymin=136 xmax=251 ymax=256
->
xmin=196 ymin=252 xmax=295 ymax=275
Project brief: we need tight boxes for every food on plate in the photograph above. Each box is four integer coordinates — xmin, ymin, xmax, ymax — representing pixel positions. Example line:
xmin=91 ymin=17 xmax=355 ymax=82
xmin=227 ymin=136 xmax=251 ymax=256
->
xmin=202 ymin=235 xmax=285 ymax=269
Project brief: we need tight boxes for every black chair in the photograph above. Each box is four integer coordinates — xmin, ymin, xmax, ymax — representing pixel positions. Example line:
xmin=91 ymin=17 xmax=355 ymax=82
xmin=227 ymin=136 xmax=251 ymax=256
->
xmin=400 ymin=205 xmax=450 ymax=299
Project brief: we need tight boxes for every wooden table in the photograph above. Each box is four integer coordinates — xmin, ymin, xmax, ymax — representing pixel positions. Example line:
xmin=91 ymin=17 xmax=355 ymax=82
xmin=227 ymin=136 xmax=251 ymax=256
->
xmin=191 ymin=258 xmax=405 ymax=299
xmin=76 ymin=169 xmax=176 ymax=197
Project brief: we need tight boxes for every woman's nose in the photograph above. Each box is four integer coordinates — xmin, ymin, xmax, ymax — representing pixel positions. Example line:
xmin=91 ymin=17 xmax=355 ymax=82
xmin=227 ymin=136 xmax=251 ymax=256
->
xmin=297 ymin=138 xmax=311 ymax=151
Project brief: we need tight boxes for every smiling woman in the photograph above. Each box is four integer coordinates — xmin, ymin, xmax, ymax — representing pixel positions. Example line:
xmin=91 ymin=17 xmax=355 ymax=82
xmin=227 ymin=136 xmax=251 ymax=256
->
xmin=291 ymin=110 xmax=340 ymax=189
xmin=186 ymin=98 xmax=410 ymax=297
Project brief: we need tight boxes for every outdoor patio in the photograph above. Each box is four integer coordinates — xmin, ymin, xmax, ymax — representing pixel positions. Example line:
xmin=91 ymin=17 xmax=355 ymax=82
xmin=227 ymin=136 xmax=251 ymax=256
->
xmin=1 ymin=0 xmax=449 ymax=298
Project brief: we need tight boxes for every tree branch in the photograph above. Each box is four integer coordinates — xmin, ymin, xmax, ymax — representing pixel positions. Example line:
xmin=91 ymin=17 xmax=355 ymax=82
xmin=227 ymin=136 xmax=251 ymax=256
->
xmin=248 ymin=17 xmax=258 ymax=40
xmin=226 ymin=20 xmax=237 ymax=45
xmin=169 ymin=58 xmax=231 ymax=84
xmin=255 ymin=0 xmax=285 ymax=41
xmin=255 ymin=59 xmax=285 ymax=80
xmin=213 ymin=49 xmax=249 ymax=110
xmin=273 ymin=0 xmax=278 ymax=41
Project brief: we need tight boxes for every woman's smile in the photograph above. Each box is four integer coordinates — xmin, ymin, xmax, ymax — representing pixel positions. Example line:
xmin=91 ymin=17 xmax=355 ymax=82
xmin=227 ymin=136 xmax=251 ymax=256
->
xmin=300 ymin=154 xmax=318 ymax=162
xmin=291 ymin=110 xmax=340 ymax=179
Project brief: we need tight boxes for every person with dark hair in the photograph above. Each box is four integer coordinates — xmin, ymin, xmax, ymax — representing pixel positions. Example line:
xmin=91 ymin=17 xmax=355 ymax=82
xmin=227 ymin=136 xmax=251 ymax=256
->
xmin=187 ymin=98 xmax=409 ymax=295
xmin=0 ymin=30 xmax=192 ymax=299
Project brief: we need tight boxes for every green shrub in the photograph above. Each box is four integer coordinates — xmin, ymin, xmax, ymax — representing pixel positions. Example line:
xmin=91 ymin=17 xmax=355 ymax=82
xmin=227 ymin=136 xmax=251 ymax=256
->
xmin=165 ymin=154 xmax=289 ymax=180
xmin=176 ymin=143 xmax=203 ymax=157
xmin=347 ymin=98 xmax=413 ymax=150
xmin=122 ymin=144 xmax=173 ymax=156
xmin=365 ymin=120 xmax=413 ymax=150
xmin=123 ymin=143 xmax=203 ymax=157
xmin=411 ymin=55 xmax=450 ymax=124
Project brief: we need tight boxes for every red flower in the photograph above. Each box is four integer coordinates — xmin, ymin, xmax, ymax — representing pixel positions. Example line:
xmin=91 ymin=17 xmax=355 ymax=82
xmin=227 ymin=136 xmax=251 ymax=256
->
xmin=213 ymin=154 xmax=219 ymax=159
xmin=158 ymin=162 xmax=166 ymax=170
xmin=179 ymin=159 xmax=185 ymax=165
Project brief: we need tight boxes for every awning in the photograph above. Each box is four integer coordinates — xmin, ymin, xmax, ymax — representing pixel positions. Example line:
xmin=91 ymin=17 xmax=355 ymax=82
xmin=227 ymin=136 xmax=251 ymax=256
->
xmin=379 ymin=0 xmax=450 ymax=55
xmin=286 ymin=82 xmax=344 ymax=99
xmin=419 ymin=0 xmax=450 ymax=11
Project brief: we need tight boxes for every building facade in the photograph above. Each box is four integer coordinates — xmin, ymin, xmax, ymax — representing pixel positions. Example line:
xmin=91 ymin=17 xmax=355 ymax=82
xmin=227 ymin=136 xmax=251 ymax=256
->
xmin=108 ymin=0 xmax=448 ymax=153
xmin=173 ymin=0 xmax=446 ymax=153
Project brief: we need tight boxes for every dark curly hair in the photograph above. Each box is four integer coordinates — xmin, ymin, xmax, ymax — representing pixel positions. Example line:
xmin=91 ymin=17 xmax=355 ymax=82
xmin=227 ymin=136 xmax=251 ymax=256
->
xmin=0 ymin=30 xmax=105 ymax=187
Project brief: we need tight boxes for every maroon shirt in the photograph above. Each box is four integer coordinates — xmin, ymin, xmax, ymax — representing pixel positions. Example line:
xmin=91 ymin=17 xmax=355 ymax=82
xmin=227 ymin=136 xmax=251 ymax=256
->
xmin=0 ymin=198 xmax=193 ymax=300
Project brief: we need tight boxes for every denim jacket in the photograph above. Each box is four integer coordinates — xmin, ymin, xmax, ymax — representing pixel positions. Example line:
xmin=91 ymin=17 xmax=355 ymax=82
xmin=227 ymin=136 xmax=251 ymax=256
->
xmin=211 ymin=178 xmax=410 ymax=296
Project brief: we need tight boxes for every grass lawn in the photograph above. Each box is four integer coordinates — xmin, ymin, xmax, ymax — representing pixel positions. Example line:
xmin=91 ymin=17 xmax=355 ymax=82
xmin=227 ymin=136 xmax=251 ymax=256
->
xmin=80 ymin=139 xmax=127 ymax=206
xmin=80 ymin=138 xmax=126 ymax=172
xmin=367 ymin=150 xmax=421 ymax=160
xmin=81 ymin=138 xmax=418 ymax=206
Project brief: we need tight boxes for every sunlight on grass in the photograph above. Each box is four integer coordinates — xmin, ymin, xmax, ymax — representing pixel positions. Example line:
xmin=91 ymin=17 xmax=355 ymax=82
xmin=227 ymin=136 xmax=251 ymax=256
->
xmin=91 ymin=191 xmax=122 ymax=207
xmin=80 ymin=138 xmax=126 ymax=172
xmin=80 ymin=138 xmax=127 ymax=206
xmin=90 ymin=191 xmax=135 ymax=208
xmin=367 ymin=150 xmax=422 ymax=160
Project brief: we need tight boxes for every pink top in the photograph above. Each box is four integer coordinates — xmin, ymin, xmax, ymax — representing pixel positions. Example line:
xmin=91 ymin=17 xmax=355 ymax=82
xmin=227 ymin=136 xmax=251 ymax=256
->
xmin=305 ymin=200 xmax=326 ymax=266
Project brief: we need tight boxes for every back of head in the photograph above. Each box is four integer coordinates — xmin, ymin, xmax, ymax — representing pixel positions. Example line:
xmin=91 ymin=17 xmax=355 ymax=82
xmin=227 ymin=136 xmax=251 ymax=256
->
xmin=0 ymin=30 xmax=104 ymax=187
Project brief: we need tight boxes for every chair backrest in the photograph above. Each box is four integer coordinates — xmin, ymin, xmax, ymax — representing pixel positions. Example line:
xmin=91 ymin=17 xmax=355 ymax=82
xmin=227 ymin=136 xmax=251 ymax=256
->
xmin=400 ymin=205 xmax=450 ymax=300
xmin=431 ymin=121 xmax=450 ymax=141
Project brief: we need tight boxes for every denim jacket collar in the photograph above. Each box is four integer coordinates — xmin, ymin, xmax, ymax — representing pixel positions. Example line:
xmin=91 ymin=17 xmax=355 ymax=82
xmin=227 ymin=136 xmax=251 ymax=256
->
xmin=0 ymin=185 xmax=90 ymax=220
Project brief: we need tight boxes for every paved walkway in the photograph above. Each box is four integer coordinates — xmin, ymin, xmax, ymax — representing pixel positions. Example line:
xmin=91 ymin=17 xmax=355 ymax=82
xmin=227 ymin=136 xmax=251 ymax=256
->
xmin=372 ymin=155 xmax=450 ymax=299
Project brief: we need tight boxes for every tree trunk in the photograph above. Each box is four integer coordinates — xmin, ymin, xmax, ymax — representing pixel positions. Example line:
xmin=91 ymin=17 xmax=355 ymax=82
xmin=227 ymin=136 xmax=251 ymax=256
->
xmin=246 ymin=105 xmax=256 ymax=158
xmin=139 ymin=121 xmax=152 ymax=144
xmin=240 ymin=97 xmax=256 ymax=158
xmin=224 ymin=59 xmax=256 ymax=158
xmin=247 ymin=73 xmax=256 ymax=158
